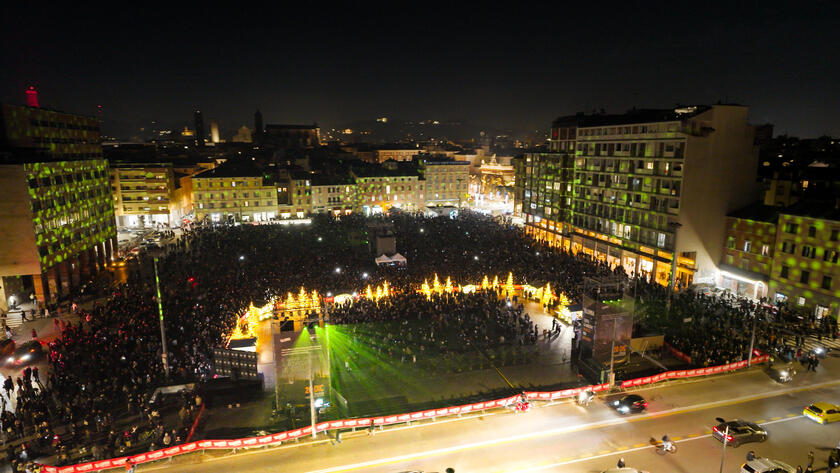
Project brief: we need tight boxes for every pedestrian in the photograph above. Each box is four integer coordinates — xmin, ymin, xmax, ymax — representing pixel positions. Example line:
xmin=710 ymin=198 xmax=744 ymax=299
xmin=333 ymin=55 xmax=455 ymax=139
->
xmin=808 ymin=450 xmax=815 ymax=468
xmin=30 ymin=328 xmax=37 ymax=340
xmin=125 ymin=459 xmax=135 ymax=473
xmin=617 ymin=457 xmax=626 ymax=468
xmin=746 ymin=450 xmax=756 ymax=461
xmin=796 ymin=465 xmax=803 ymax=473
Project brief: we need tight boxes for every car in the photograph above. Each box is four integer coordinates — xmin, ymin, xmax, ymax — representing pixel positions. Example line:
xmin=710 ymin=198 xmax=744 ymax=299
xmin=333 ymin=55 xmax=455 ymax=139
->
xmin=610 ymin=394 xmax=648 ymax=414
xmin=5 ymin=340 xmax=45 ymax=367
xmin=810 ymin=346 xmax=830 ymax=359
xmin=110 ymin=257 xmax=127 ymax=267
xmin=129 ymin=247 xmax=141 ymax=255
xmin=767 ymin=364 xmax=796 ymax=383
xmin=712 ymin=419 xmax=767 ymax=447
xmin=803 ymin=402 xmax=840 ymax=424
xmin=741 ymin=457 xmax=795 ymax=473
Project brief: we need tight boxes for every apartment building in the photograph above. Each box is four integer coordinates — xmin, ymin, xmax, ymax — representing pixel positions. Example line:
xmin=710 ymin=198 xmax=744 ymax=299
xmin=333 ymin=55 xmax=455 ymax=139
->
xmin=310 ymin=176 xmax=357 ymax=216
xmin=110 ymin=162 xmax=181 ymax=228
xmin=719 ymin=203 xmax=779 ymax=299
xmin=0 ymin=102 xmax=115 ymax=308
xmin=770 ymin=206 xmax=840 ymax=317
xmin=192 ymin=162 xmax=278 ymax=222
xmin=351 ymin=163 xmax=422 ymax=215
xmin=419 ymin=156 xmax=470 ymax=207
xmin=517 ymin=105 xmax=759 ymax=287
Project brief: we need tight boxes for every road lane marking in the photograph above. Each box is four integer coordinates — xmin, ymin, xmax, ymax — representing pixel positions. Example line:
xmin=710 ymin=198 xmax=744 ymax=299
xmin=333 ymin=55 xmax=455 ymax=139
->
xmin=756 ymin=419 xmax=767 ymax=423
xmin=787 ymin=413 xmax=797 ymax=417
xmin=508 ymin=434 xmax=713 ymax=472
xmin=302 ymin=382 xmax=831 ymax=473
xmin=771 ymin=416 xmax=782 ymax=420
xmin=145 ymin=378 xmax=839 ymax=473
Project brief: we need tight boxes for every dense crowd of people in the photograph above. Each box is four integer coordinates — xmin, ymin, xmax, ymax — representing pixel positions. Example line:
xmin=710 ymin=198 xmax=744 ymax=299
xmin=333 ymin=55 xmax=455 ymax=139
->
xmin=330 ymin=291 xmax=539 ymax=352
xmin=0 ymin=211 xmax=833 ymax=470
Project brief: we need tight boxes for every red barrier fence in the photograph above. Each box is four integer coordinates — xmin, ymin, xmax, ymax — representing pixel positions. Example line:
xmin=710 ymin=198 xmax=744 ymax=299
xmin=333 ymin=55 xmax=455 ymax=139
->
xmin=40 ymin=354 xmax=769 ymax=473
xmin=663 ymin=341 xmax=693 ymax=364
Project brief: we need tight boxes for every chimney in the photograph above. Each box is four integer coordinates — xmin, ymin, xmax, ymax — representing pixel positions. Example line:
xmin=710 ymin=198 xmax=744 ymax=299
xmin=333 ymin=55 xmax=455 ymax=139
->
xmin=25 ymin=86 xmax=39 ymax=108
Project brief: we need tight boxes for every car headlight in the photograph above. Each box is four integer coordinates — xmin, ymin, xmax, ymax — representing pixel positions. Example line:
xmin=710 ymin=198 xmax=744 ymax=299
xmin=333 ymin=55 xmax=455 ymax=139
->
xmin=780 ymin=371 xmax=788 ymax=376
xmin=5 ymin=357 xmax=13 ymax=364
xmin=614 ymin=401 xmax=620 ymax=405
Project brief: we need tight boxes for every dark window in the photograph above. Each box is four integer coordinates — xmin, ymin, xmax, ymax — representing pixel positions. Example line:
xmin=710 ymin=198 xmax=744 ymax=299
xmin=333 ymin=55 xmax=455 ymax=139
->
xmin=802 ymin=246 xmax=816 ymax=258
xmin=831 ymin=229 xmax=839 ymax=242
xmin=780 ymin=266 xmax=789 ymax=278
xmin=822 ymin=276 xmax=832 ymax=290
xmin=809 ymin=226 xmax=817 ymax=237
xmin=800 ymin=271 xmax=810 ymax=284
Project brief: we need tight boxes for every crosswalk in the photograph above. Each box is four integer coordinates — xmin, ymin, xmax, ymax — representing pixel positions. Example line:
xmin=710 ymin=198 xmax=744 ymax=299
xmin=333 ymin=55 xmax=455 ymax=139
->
xmin=800 ymin=335 xmax=840 ymax=353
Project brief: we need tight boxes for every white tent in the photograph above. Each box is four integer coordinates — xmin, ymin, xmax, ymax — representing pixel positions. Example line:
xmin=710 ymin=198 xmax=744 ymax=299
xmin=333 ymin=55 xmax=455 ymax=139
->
xmin=375 ymin=254 xmax=393 ymax=266
xmin=390 ymin=253 xmax=407 ymax=265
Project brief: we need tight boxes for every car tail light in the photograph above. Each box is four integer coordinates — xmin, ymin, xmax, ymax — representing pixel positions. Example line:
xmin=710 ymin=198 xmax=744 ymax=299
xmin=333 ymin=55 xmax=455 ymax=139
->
xmin=642 ymin=402 xmax=648 ymax=407
xmin=713 ymin=426 xmax=733 ymax=442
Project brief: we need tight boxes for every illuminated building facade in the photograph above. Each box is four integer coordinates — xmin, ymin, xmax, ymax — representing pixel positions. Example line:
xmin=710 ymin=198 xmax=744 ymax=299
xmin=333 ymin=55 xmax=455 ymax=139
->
xmin=192 ymin=162 xmax=278 ymax=222
xmin=1 ymin=104 xmax=101 ymax=160
xmin=351 ymin=163 xmax=422 ymax=215
xmin=374 ymin=146 xmax=421 ymax=163
xmin=0 ymin=156 xmax=116 ymax=308
xmin=517 ymin=105 xmax=759 ymax=287
xmin=111 ymin=162 xmax=182 ymax=228
xmin=418 ymin=156 xmax=470 ymax=207
xmin=0 ymin=103 xmax=115 ymax=308
xmin=719 ymin=203 xmax=778 ymax=299
xmin=769 ymin=208 xmax=840 ymax=317
xmin=310 ymin=176 xmax=357 ymax=216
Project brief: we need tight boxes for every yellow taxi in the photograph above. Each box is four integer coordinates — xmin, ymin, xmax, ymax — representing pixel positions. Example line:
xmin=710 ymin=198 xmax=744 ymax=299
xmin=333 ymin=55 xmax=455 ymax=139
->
xmin=803 ymin=402 xmax=840 ymax=424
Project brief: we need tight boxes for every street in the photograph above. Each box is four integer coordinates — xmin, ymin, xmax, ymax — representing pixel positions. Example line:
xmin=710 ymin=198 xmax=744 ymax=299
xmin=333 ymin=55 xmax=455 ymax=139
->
xmin=147 ymin=355 xmax=840 ymax=473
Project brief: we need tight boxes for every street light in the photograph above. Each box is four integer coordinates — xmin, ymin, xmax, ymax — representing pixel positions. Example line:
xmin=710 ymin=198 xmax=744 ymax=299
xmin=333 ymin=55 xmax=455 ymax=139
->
xmin=715 ymin=417 xmax=729 ymax=473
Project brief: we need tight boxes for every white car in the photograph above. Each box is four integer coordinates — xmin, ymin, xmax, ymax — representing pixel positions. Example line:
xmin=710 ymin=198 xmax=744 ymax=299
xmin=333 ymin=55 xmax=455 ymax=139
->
xmin=741 ymin=458 xmax=795 ymax=473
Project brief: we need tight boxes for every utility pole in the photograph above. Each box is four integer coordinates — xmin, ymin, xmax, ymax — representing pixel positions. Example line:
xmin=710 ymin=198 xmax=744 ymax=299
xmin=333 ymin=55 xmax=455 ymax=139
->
xmin=608 ymin=316 xmax=619 ymax=389
xmin=747 ymin=311 xmax=757 ymax=366
xmin=718 ymin=420 xmax=730 ymax=473
xmin=308 ymin=348 xmax=317 ymax=439
xmin=153 ymin=257 xmax=170 ymax=378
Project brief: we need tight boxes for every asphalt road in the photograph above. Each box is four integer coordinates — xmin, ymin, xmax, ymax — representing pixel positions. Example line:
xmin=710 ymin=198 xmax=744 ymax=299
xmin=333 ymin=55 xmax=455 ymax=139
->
xmin=143 ymin=355 xmax=840 ymax=473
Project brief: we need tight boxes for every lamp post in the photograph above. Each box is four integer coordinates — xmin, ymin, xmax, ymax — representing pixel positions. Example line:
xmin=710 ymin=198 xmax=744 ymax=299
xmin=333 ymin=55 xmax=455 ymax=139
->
xmin=747 ymin=311 xmax=757 ymax=366
xmin=153 ymin=257 xmax=170 ymax=378
xmin=667 ymin=221 xmax=683 ymax=293
xmin=716 ymin=417 xmax=729 ymax=473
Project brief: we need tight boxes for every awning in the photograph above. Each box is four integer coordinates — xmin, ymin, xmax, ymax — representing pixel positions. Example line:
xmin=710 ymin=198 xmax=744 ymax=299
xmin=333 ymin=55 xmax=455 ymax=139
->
xmin=718 ymin=264 xmax=769 ymax=284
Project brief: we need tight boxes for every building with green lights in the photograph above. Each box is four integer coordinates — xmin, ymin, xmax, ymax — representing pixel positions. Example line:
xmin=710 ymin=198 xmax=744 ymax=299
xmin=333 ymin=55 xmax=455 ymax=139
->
xmin=720 ymin=203 xmax=779 ymax=299
xmin=769 ymin=205 xmax=840 ymax=317
xmin=515 ymin=105 xmax=759 ymax=288
xmin=722 ymin=201 xmax=840 ymax=317
xmin=0 ymin=103 xmax=116 ymax=310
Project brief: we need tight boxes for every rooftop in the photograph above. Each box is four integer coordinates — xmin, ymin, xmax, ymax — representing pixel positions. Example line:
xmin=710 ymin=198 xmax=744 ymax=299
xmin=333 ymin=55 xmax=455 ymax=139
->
xmin=552 ymin=105 xmax=722 ymax=128
xmin=727 ymin=202 xmax=780 ymax=223
xmin=193 ymin=161 xmax=266 ymax=179
xmin=781 ymin=201 xmax=840 ymax=222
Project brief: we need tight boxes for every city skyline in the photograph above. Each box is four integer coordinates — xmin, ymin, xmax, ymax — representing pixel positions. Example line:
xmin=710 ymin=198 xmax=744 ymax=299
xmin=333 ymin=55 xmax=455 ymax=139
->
xmin=2 ymin=4 xmax=839 ymax=139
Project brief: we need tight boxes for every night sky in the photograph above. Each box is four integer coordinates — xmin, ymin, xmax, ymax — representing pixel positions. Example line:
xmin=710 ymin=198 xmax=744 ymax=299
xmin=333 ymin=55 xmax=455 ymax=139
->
xmin=2 ymin=3 xmax=838 ymax=138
